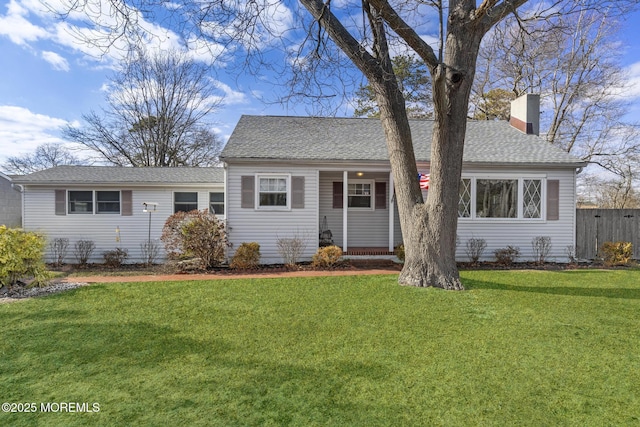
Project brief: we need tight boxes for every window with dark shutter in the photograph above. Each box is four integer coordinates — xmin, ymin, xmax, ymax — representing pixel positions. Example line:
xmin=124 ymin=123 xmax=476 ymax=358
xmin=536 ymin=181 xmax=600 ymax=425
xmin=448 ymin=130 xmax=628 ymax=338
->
xmin=375 ymin=182 xmax=386 ymax=209
xmin=55 ymin=190 xmax=66 ymax=215
xmin=547 ymin=180 xmax=560 ymax=221
xmin=121 ymin=190 xmax=133 ymax=216
xmin=241 ymin=176 xmax=255 ymax=209
xmin=291 ymin=176 xmax=305 ymax=209
xmin=332 ymin=182 xmax=343 ymax=208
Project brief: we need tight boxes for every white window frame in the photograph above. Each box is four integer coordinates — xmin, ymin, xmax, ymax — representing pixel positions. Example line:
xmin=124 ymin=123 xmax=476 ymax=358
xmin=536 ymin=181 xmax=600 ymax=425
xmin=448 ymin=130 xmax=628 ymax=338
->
xmin=209 ymin=191 xmax=225 ymax=218
xmin=347 ymin=179 xmax=375 ymax=211
xmin=95 ymin=190 xmax=121 ymax=214
xmin=173 ymin=191 xmax=199 ymax=213
xmin=458 ymin=175 xmax=546 ymax=221
xmin=256 ymin=174 xmax=291 ymax=211
xmin=68 ymin=190 xmax=94 ymax=215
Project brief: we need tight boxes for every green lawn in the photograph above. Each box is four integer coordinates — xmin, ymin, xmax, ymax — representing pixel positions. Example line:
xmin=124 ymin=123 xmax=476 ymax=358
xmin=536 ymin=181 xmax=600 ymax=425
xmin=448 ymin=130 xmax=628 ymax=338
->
xmin=1 ymin=270 xmax=639 ymax=426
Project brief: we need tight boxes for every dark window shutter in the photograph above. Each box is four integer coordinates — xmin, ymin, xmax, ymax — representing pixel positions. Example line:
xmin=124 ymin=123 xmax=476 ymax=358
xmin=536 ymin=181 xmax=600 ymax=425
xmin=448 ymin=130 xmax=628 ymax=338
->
xmin=547 ymin=180 xmax=560 ymax=221
xmin=241 ymin=176 xmax=255 ymax=209
xmin=292 ymin=176 xmax=305 ymax=209
xmin=375 ymin=182 xmax=387 ymax=209
xmin=121 ymin=190 xmax=133 ymax=216
xmin=333 ymin=182 xmax=343 ymax=208
xmin=55 ymin=190 xmax=66 ymax=215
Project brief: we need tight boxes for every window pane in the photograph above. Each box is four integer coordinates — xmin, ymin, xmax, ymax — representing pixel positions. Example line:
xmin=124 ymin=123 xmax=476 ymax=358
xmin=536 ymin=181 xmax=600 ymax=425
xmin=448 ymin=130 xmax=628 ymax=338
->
xmin=209 ymin=192 xmax=225 ymax=215
xmin=175 ymin=192 xmax=197 ymax=203
xmin=458 ymin=179 xmax=471 ymax=218
xmin=348 ymin=195 xmax=371 ymax=208
xmin=69 ymin=191 xmax=93 ymax=214
xmin=523 ymin=179 xmax=542 ymax=218
xmin=259 ymin=192 xmax=287 ymax=206
xmin=174 ymin=192 xmax=198 ymax=213
xmin=476 ymin=179 xmax=517 ymax=218
xmin=96 ymin=191 xmax=120 ymax=213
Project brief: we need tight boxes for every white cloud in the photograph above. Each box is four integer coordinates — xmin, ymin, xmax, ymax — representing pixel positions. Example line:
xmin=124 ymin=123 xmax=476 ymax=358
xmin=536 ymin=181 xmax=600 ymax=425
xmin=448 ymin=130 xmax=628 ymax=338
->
xmin=0 ymin=0 xmax=48 ymax=45
xmin=213 ymin=80 xmax=248 ymax=105
xmin=622 ymin=62 xmax=640 ymax=100
xmin=0 ymin=105 xmax=71 ymax=161
xmin=41 ymin=50 xmax=70 ymax=71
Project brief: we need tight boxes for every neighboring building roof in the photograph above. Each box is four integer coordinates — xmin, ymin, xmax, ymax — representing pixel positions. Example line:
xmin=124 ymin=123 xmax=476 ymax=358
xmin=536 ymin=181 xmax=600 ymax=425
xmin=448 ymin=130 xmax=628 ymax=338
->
xmin=221 ymin=115 xmax=585 ymax=166
xmin=13 ymin=166 xmax=224 ymax=185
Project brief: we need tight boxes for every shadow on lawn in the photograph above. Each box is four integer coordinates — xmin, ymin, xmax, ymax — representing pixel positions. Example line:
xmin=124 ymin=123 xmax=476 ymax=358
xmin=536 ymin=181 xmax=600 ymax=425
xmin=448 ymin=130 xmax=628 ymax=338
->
xmin=1 ymin=319 xmax=403 ymax=425
xmin=464 ymin=278 xmax=640 ymax=299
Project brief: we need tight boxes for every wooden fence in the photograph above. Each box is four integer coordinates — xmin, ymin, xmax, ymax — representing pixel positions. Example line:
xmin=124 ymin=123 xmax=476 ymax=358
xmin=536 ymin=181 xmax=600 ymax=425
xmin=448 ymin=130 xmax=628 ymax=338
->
xmin=576 ymin=209 xmax=640 ymax=260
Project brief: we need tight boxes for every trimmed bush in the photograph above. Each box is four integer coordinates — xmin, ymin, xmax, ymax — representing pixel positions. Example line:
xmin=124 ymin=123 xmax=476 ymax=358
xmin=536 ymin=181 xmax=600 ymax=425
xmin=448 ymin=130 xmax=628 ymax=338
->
xmin=494 ymin=246 xmax=520 ymax=266
xmin=0 ymin=226 xmax=50 ymax=286
xmin=49 ymin=237 xmax=69 ymax=267
xmin=74 ymin=239 xmax=96 ymax=267
xmin=532 ymin=236 xmax=552 ymax=264
xmin=276 ymin=232 xmax=308 ymax=266
xmin=600 ymin=241 xmax=633 ymax=266
xmin=140 ymin=239 xmax=161 ymax=267
xmin=161 ymin=210 xmax=229 ymax=268
xmin=103 ymin=248 xmax=129 ymax=268
xmin=312 ymin=245 xmax=343 ymax=268
xmin=465 ymin=238 xmax=487 ymax=264
xmin=394 ymin=244 xmax=405 ymax=262
xmin=230 ymin=242 xmax=261 ymax=269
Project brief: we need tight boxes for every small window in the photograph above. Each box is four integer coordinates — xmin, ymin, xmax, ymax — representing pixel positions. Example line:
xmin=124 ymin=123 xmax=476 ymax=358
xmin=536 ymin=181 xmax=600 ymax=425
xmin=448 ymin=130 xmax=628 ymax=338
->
xmin=348 ymin=182 xmax=372 ymax=208
xmin=68 ymin=191 xmax=93 ymax=214
xmin=458 ymin=179 xmax=471 ymax=218
xmin=96 ymin=191 xmax=120 ymax=214
xmin=209 ymin=192 xmax=225 ymax=216
xmin=523 ymin=179 xmax=542 ymax=219
xmin=174 ymin=192 xmax=198 ymax=213
xmin=258 ymin=177 xmax=288 ymax=207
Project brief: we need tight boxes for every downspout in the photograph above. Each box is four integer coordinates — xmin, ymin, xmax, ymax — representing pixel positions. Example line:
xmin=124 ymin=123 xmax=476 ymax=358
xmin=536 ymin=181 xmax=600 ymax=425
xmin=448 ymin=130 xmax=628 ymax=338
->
xmin=11 ymin=183 xmax=24 ymax=228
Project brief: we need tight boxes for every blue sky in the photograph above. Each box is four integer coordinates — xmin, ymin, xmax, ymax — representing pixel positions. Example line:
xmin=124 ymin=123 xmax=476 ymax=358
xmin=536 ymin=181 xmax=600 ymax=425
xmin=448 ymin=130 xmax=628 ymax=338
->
xmin=2 ymin=0 xmax=640 ymax=167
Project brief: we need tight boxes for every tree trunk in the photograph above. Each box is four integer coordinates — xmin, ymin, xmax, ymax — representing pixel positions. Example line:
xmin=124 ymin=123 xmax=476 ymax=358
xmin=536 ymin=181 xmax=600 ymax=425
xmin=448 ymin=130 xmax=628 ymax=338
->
xmin=392 ymin=17 xmax=484 ymax=290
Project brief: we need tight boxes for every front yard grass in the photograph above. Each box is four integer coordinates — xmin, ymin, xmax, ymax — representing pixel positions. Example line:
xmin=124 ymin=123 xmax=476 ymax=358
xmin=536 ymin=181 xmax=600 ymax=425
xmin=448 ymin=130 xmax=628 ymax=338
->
xmin=1 ymin=269 xmax=639 ymax=426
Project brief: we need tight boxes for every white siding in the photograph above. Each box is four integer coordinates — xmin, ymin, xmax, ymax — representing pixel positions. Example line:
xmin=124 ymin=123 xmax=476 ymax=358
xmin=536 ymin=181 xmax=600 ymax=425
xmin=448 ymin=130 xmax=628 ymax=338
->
xmin=226 ymin=164 xmax=319 ymax=264
xmin=22 ymin=185 xmax=223 ymax=264
xmin=455 ymin=167 xmax=577 ymax=262
xmin=318 ymin=172 xmax=392 ymax=248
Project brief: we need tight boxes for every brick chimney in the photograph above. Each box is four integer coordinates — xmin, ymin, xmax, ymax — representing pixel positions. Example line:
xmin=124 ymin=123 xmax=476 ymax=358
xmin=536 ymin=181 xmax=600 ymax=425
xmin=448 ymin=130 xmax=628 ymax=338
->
xmin=509 ymin=93 xmax=540 ymax=135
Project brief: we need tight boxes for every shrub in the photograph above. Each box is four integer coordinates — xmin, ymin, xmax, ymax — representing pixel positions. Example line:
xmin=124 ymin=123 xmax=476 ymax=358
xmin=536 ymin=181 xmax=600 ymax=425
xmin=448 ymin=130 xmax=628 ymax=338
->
xmin=161 ymin=210 xmax=228 ymax=268
xmin=494 ymin=246 xmax=520 ymax=265
xmin=74 ymin=240 xmax=96 ymax=266
xmin=394 ymin=244 xmax=405 ymax=262
xmin=49 ymin=237 xmax=69 ymax=267
xmin=465 ymin=238 xmax=487 ymax=264
xmin=103 ymin=248 xmax=129 ymax=268
xmin=600 ymin=241 xmax=633 ymax=266
xmin=140 ymin=239 xmax=161 ymax=266
xmin=276 ymin=232 xmax=308 ymax=266
xmin=312 ymin=245 xmax=343 ymax=268
xmin=0 ymin=226 xmax=50 ymax=286
xmin=230 ymin=242 xmax=261 ymax=269
xmin=531 ymin=236 xmax=552 ymax=264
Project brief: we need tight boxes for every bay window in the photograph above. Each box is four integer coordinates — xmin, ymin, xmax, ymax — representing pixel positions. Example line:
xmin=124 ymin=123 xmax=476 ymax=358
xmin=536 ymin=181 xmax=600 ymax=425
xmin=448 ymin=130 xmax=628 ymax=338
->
xmin=458 ymin=177 xmax=544 ymax=220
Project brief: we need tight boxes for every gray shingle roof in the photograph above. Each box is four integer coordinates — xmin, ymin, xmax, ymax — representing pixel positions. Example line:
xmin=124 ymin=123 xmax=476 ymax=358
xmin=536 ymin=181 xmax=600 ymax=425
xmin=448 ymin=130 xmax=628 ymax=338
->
xmin=13 ymin=166 xmax=224 ymax=185
xmin=221 ymin=115 xmax=584 ymax=166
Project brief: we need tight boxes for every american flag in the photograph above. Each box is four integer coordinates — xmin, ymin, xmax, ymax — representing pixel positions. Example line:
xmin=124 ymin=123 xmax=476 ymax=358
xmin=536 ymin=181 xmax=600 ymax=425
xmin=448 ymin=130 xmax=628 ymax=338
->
xmin=418 ymin=173 xmax=430 ymax=190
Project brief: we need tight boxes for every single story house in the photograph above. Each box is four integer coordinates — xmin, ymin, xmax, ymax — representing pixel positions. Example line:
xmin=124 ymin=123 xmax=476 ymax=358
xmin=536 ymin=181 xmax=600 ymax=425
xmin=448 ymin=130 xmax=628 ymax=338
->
xmin=220 ymin=94 xmax=586 ymax=263
xmin=13 ymin=166 xmax=224 ymax=263
xmin=14 ymin=94 xmax=586 ymax=265
xmin=0 ymin=171 xmax=22 ymax=227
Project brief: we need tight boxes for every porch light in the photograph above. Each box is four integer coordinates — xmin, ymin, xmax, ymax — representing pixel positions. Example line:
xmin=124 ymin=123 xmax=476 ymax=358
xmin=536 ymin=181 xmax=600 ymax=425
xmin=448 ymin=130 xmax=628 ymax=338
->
xmin=356 ymin=172 xmax=364 ymax=177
